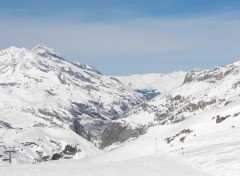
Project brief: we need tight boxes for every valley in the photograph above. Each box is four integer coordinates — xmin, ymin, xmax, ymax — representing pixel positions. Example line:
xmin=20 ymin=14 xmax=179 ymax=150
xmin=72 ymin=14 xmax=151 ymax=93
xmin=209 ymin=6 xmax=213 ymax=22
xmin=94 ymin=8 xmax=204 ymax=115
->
xmin=0 ymin=45 xmax=239 ymax=176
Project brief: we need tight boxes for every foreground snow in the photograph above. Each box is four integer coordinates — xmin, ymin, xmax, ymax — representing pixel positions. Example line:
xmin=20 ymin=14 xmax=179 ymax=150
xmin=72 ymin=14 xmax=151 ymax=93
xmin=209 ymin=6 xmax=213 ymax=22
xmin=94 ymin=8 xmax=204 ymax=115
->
xmin=0 ymin=152 xmax=211 ymax=176
xmin=1 ymin=101 xmax=239 ymax=176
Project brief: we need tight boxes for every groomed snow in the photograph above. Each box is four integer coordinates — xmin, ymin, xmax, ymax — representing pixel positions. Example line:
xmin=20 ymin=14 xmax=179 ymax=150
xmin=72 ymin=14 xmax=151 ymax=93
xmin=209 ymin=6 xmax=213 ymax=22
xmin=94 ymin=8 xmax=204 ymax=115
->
xmin=0 ymin=150 xmax=212 ymax=176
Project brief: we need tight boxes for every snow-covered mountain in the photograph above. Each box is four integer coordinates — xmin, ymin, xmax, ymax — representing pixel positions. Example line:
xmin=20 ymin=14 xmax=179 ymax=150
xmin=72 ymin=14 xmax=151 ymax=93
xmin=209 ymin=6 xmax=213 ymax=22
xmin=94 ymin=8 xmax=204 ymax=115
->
xmin=0 ymin=45 xmax=143 ymax=131
xmin=116 ymin=72 xmax=186 ymax=98
xmin=0 ymin=44 xmax=239 ymax=176
xmin=0 ymin=45 xmax=143 ymax=162
xmin=97 ymin=88 xmax=240 ymax=176
xmin=0 ymin=127 xmax=100 ymax=163
xmin=101 ymin=60 xmax=240 ymax=148
xmin=92 ymin=61 xmax=240 ymax=176
xmin=4 ymin=95 xmax=240 ymax=176
xmin=152 ymin=60 xmax=240 ymax=124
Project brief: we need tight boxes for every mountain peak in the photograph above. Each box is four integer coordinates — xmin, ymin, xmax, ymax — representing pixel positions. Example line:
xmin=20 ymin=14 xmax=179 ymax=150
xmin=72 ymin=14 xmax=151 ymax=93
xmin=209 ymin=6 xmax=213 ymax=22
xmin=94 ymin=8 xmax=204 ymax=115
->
xmin=32 ymin=44 xmax=54 ymax=52
xmin=32 ymin=44 xmax=65 ymax=60
xmin=231 ymin=59 xmax=240 ymax=66
xmin=1 ymin=46 xmax=25 ymax=53
xmin=0 ymin=46 xmax=31 ymax=59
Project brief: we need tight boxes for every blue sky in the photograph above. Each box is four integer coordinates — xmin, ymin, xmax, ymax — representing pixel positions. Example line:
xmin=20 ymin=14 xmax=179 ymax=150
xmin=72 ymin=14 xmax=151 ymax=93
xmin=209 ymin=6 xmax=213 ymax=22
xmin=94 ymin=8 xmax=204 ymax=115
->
xmin=0 ymin=0 xmax=239 ymax=75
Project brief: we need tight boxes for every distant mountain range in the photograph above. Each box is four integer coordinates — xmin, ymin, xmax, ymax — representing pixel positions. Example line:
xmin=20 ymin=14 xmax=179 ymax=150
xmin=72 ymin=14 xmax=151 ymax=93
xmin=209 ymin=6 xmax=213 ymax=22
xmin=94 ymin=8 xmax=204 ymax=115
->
xmin=0 ymin=45 xmax=239 ymax=171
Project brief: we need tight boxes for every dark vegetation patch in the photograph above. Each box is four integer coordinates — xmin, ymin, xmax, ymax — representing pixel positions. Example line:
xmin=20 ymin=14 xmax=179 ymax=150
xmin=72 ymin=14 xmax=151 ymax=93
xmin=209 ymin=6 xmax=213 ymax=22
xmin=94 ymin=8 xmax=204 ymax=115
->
xmin=62 ymin=145 xmax=78 ymax=155
xmin=52 ymin=153 xmax=62 ymax=160
xmin=51 ymin=145 xmax=78 ymax=160
xmin=100 ymin=123 xmax=146 ymax=149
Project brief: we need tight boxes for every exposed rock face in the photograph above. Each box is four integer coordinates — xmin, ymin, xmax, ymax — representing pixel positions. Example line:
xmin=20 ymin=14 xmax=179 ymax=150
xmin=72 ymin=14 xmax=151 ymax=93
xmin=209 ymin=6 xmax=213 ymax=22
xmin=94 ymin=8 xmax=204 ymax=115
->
xmin=0 ymin=120 xmax=13 ymax=129
xmin=183 ymin=62 xmax=239 ymax=84
xmin=165 ymin=129 xmax=193 ymax=144
xmin=70 ymin=118 xmax=89 ymax=140
xmin=125 ymin=93 xmax=224 ymax=126
xmin=215 ymin=115 xmax=231 ymax=123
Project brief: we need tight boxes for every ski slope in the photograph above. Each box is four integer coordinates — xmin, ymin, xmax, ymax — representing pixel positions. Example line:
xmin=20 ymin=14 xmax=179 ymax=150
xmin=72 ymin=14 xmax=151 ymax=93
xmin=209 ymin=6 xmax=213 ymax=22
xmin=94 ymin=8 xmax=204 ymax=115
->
xmin=0 ymin=150 xmax=211 ymax=176
xmin=111 ymin=99 xmax=240 ymax=176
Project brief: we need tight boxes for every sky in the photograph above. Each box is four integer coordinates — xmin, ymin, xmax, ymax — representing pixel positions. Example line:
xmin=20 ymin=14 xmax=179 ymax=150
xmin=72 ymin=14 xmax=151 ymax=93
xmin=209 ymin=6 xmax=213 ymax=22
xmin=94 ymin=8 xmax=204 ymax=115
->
xmin=0 ymin=0 xmax=239 ymax=75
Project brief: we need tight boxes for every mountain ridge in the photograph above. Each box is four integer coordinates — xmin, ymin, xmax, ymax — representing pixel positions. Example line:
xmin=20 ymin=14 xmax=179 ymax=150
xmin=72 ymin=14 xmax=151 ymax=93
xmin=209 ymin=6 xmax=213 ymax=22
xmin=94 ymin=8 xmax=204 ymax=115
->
xmin=0 ymin=45 xmax=240 ymax=176
xmin=0 ymin=45 xmax=144 ymax=146
xmin=100 ymin=58 xmax=240 ymax=149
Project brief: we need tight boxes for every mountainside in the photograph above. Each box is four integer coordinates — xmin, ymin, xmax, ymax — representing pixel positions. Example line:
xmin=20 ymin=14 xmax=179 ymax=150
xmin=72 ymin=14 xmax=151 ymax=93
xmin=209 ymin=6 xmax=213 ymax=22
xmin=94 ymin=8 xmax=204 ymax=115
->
xmin=101 ymin=60 xmax=240 ymax=149
xmin=0 ymin=127 xmax=100 ymax=163
xmin=0 ymin=45 xmax=143 ymax=131
xmin=152 ymin=60 xmax=240 ymax=124
xmin=4 ymin=98 xmax=240 ymax=176
xmin=93 ymin=61 xmax=240 ymax=176
xmin=0 ymin=45 xmax=143 ymax=162
xmin=0 ymin=45 xmax=239 ymax=175
xmin=101 ymin=91 xmax=240 ymax=176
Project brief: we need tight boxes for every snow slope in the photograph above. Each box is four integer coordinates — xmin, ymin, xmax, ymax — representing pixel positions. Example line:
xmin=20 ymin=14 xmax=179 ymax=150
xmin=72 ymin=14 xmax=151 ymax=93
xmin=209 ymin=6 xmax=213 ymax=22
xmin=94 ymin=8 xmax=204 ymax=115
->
xmin=0 ymin=127 xmax=100 ymax=164
xmin=1 ymin=153 xmax=211 ymax=176
xmin=0 ymin=45 xmax=143 ymax=129
xmin=2 ymin=96 xmax=239 ymax=176
xmin=110 ymin=71 xmax=240 ymax=176
xmin=93 ymin=60 xmax=240 ymax=176
xmin=118 ymin=60 xmax=240 ymax=128
xmin=87 ymin=60 xmax=240 ymax=150
xmin=3 ymin=100 xmax=239 ymax=176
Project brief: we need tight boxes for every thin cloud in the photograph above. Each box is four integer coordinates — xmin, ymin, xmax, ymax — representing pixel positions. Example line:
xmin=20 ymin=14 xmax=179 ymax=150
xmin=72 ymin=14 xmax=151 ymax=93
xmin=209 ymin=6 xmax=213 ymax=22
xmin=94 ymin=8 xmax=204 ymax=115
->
xmin=0 ymin=15 xmax=239 ymax=75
